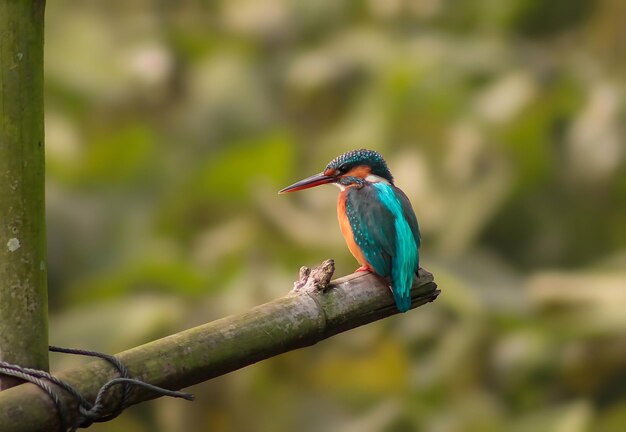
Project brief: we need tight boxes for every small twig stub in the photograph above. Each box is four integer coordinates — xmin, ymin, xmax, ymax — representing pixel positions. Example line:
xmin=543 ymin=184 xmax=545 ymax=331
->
xmin=292 ymin=259 xmax=335 ymax=293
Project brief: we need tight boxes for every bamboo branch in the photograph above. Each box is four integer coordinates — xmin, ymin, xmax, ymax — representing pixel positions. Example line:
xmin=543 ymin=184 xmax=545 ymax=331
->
xmin=0 ymin=262 xmax=438 ymax=431
xmin=0 ymin=0 xmax=49 ymax=389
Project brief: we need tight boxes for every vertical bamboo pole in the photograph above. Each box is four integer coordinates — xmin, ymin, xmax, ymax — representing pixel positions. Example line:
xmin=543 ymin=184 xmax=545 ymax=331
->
xmin=0 ymin=0 xmax=49 ymax=389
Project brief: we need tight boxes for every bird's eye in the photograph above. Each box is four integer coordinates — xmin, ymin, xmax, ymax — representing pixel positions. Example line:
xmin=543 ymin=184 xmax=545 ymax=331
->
xmin=338 ymin=164 xmax=348 ymax=173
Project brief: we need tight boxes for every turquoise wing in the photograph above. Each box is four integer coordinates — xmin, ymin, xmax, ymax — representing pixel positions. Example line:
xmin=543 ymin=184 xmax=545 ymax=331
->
xmin=344 ymin=185 xmax=395 ymax=277
xmin=345 ymin=183 xmax=420 ymax=312
xmin=393 ymin=186 xmax=421 ymax=268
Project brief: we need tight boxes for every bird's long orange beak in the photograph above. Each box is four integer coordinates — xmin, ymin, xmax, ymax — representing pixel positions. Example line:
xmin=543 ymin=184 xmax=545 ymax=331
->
xmin=279 ymin=172 xmax=335 ymax=194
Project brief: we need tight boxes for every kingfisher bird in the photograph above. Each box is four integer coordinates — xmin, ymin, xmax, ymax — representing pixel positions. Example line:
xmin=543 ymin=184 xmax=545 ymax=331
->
xmin=279 ymin=149 xmax=421 ymax=312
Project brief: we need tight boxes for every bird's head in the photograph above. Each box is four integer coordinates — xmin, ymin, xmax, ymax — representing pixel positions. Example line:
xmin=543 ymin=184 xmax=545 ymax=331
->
xmin=279 ymin=149 xmax=394 ymax=193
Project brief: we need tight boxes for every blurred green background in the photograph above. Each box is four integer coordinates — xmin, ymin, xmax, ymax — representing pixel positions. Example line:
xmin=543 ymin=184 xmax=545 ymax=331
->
xmin=43 ymin=1 xmax=626 ymax=431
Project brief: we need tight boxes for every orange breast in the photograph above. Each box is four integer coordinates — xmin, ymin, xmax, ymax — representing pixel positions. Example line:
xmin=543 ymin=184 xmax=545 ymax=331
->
xmin=337 ymin=190 xmax=370 ymax=268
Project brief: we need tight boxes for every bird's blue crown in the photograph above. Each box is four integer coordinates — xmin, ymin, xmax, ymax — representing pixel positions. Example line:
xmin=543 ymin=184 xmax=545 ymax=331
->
xmin=326 ymin=149 xmax=394 ymax=184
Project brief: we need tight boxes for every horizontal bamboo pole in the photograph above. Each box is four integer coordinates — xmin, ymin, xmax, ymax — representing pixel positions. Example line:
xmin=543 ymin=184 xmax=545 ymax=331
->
xmin=0 ymin=262 xmax=439 ymax=431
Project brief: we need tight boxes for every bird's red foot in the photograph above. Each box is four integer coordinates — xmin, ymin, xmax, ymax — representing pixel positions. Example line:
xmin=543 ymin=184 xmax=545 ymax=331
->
xmin=355 ymin=265 xmax=371 ymax=273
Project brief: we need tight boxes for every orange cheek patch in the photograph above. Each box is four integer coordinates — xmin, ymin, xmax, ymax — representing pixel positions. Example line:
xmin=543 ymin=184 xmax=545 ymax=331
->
xmin=346 ymin=165 xmax=371 ymax=178
xmin=324 ymin=168 xmax=337 ymax=176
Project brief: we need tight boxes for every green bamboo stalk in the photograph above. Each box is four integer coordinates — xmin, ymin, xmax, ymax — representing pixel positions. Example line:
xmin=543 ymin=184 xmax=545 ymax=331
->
xmin=0 ymin=264 xmax=439 ymax=432
xmin=0 ymin=0 xmax=49 ymax=389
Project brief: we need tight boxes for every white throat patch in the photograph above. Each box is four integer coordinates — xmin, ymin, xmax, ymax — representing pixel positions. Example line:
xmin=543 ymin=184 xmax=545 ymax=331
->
xmin=365 ymin=174 xmax=391 ymax=185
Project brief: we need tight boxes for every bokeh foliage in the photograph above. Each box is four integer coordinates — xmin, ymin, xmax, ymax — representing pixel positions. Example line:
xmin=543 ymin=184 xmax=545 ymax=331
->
xmin=43 ymin=0 xmax=625 ymax=431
